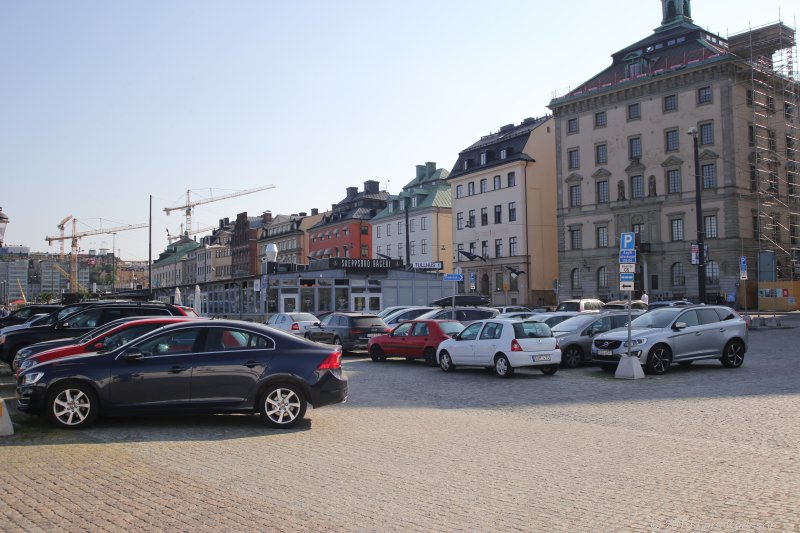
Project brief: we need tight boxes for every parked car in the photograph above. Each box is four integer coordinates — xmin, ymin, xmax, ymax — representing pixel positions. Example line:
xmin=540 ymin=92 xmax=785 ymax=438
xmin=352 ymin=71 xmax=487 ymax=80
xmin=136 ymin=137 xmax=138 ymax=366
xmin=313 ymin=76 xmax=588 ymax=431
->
xmin=555 ymin=299 xmax=604 ymax=312
xmin=382 ymin=306 xmax=436 ymax=326
xmin=527 ymin=312 xmax=580 ymax=328
xmin=437 ymin=319 xmax=561 ymax=378
xmin=266 ymin=312 xmax=319 ymax=336
xmin=416 ymin=306 xmax=499 ymax=325
xmin=16 ymin=320 xmax=347 ymax=429
xmin=602 ymin=300 xmax=648 ymax=310
xmin=368 ymin=319 xmax=465 ymax=365
xmin=647 ymin=299 xmax=692 ymax=310
xmin=0 ymin=301 xmax=197 ymax=365
xmin=0 ymin=304 xmax=62 ymax=328
xmin=493 ymin=306 xmax=532 ymax=314
xmin=430 ymin=294 xmax=490 ymax=307
xmin=377 ymin=306 xmax=413 ymax=319
xmin=591 ymin=305 xmax=748 ymax=375
xmin=15 ymin=316 xmax=200 ymax=373
xmin=496 ymin=312 xmax=537 ymax=320
xmin=0 ymin=313 xmax=52 ymax=336
xmin=551 ymin=310 xmax=644 ymax=368
xmin=305 ymin=312 xmax=390 ymax=352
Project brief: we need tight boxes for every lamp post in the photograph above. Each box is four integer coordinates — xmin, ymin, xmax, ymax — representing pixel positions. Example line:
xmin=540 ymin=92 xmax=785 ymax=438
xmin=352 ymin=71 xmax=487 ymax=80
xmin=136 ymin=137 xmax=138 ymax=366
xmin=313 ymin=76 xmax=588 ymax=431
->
xmin=688 ymin=127 xmax=707 ymax=303
xmin=0 ymin=206 xmax=9 ymax=248
xmin=263 ymin=243 xmax=278 ymax=316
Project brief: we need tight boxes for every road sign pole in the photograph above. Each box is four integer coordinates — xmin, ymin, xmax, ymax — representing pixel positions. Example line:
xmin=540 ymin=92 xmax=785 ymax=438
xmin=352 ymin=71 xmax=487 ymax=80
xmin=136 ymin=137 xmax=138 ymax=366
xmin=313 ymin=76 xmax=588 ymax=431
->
xmin=616 ymin=232 xmax=644 ymax=380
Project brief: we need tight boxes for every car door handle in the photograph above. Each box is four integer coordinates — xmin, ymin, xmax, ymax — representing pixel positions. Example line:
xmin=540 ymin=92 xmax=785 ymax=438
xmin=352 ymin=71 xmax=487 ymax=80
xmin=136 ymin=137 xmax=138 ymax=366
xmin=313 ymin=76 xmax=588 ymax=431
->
xmin=719 ymin=328 xmax=725 ymax=332
xmin=169 ymin=366 xmax=189 ymax=373
xmin=694 ymin=332 xmax=702 ymax=336
xmin=243 ymin=360 xmax=259 ymax=368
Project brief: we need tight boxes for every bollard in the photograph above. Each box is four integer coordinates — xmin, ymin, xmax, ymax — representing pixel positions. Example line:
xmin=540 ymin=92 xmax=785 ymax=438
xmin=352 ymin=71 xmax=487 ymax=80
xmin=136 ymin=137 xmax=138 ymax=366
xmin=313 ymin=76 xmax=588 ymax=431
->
xmin=0 ymin=399 xmax=14 ymax=436
xmin=615 ymin=355 xmax=645 ymax=380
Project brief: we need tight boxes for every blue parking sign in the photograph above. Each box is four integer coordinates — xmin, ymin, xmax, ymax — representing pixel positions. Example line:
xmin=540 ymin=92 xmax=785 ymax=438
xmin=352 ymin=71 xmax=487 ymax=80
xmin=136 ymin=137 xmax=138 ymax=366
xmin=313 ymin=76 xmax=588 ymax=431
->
xmin=620 ymin=232 xmax=636 ymax=250
xmin=739 ymin=256 xmax=747 ymax=273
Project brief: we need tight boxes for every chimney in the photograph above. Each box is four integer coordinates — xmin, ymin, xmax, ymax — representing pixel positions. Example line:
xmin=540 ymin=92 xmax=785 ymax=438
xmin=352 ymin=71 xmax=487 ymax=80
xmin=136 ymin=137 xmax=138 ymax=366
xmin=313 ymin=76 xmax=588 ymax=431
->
xmin=219 ymin=219 xmax=224 ymax=229
xmin=425 ymin=162 xmax=436 ymax=178
xmin=262 ymin=211 xmax=272 ymax=225
xmin=364 ymin=180 xmax=380 ymax=194
xmin=416 ymin=165 xmax=426 ymax=180
xmin=346 ymin=186 xmax=358 ymax=198
xmin=299 ymin=212 xmax=307 ymax=217
xmin=311 ymin=208 xmax=319 ymax=216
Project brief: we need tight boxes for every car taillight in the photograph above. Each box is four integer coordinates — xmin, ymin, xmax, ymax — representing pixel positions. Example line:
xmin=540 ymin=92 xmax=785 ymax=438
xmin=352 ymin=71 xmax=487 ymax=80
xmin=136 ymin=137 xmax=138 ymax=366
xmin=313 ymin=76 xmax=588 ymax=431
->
xmin=291 ymin=323 xmax=300 ymax=331
xmin=511 ymin=339 xmax=523 ymax=352
xmin=317 ymin=350 xmax=342 ymax=370
xmin=349 ymin=329 xmax=364 ymax=336
xmin=555 ymin=340 xmax=560 ymax=350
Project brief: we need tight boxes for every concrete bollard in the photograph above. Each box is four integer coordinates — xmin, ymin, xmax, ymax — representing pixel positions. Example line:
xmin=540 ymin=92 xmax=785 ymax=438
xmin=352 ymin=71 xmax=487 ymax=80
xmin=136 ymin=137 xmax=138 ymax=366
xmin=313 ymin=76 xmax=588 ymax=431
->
xmin=0 ymin=399 xmax=14 ymax=436
xmin=615 ymin=355 xmax=646 ymax=380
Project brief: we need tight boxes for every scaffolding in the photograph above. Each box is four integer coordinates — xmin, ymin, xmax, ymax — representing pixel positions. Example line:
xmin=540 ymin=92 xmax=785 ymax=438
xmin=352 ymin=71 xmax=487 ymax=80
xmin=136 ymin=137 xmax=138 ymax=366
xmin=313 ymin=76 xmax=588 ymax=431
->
xmin=729 ymin=20 xmax=799 ymax=282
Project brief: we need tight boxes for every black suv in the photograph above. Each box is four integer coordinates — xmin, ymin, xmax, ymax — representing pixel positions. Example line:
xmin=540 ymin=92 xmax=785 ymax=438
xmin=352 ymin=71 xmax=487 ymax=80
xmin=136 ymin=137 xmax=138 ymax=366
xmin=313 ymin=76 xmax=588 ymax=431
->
xmin=305 ymin=312 xmax=389 ymax=351
xmin=0 ymin=301 xmax=195 ymax=365
xmin=0 ymin=304 xmax=63 ymax=328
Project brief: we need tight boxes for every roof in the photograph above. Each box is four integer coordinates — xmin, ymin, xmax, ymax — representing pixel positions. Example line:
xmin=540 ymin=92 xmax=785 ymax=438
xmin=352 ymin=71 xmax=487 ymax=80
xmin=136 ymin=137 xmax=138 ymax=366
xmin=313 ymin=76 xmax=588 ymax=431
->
xmin=153 ymin=239 xmax=202 ymax=267
xmin=371 ymin=185 xmax=452 ymax=221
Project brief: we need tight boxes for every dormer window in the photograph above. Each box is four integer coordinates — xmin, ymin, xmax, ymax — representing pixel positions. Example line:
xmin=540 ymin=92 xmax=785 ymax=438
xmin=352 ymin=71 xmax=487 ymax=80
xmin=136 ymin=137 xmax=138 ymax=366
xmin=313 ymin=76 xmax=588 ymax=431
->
xmin=500 ymin=149 xmax=507 ymax=160
xmin=388 ymin=202 xmax=394 ymax=214
xmin=480 ymin=152 xmax=488 ymax=165
xmin=411 ymin=196 xmax=417 ymax=208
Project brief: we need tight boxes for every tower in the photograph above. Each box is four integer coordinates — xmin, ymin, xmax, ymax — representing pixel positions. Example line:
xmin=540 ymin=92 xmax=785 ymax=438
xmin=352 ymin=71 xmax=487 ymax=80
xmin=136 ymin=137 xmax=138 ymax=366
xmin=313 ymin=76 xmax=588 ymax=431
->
xmin=660 ymin=0 xmax=693 ymax=28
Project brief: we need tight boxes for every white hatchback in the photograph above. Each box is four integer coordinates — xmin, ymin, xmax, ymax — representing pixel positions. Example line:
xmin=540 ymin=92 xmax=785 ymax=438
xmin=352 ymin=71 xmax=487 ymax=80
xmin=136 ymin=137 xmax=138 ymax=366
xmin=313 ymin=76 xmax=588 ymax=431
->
xmin=436 ymin=319 xmax=561 ymax=378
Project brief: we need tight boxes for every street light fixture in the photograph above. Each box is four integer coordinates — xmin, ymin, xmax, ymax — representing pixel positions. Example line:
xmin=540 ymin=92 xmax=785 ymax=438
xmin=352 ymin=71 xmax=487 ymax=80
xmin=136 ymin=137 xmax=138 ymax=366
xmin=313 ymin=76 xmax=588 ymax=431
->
xmin=687 ymin=127 xmax=707 ymax=303
xmin=0 ymin=206 xmax=9 ymax=247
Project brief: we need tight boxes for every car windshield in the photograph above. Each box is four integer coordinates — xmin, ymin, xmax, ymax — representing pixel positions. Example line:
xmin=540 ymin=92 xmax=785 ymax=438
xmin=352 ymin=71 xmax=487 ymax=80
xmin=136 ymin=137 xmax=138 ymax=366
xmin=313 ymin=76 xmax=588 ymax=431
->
xmin=438 ymin=322 xmax=465 ymax=335
xmin=290 ymin=313 xmax=317 ymax=322
xmin=551 ymin=315 xmax=595 ymax=332
xmin=630 ymin=309 xmax=681 ymax=328
xmin=555 ymin=302 xmax=579 ymax=312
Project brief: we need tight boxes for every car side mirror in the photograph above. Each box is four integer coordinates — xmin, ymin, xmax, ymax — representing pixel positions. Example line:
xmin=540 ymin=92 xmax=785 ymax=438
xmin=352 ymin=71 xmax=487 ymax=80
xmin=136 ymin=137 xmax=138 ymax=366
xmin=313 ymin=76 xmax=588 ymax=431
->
xmin=57 ymin=322 xmax=69 ymax=329
xmin=314 ymin=322 xmax=321 ymax=326
xmin=121 ymin=348 xmax=144 ymax=361
xmin=91 ymin=342 xmax=104 ymax=351
xmin=673 ymin=321 xmax=687 ymax=330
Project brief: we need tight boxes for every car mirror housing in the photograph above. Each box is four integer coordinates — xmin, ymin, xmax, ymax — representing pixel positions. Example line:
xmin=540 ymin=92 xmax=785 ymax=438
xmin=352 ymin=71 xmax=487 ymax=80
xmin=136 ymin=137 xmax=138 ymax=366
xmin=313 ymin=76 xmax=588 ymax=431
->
xmin=121 ymin=348 xmax=144 ymax=362
xmin=91 ymin=342 xmax=104 ymax=351
xmin=673 ymin=321 xmax=687 ymax=330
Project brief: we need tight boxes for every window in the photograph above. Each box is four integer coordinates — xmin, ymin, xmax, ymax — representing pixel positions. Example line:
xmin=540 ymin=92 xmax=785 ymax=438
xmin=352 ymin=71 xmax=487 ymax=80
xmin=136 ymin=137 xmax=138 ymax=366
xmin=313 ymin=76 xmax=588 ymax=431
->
xmin=494 ymin=273 xmax=504 ymax=292
xmin=699 ymin=122 xmax=714 ymax=145
xmin=570 ymin=228 xmax=582 ymax=249
xmin=698 ymin=86 xmax=712 ymax=105
xmin=571 ymin=268 xmax=582 ymax=290
xmin=667 ymin=169 xmax=681 ymax=193
xmin=597 ymin=226 xmax=608 ymax=247
xmin=398 ymin=243 xmax=404 ymax=258
xmin=767 ymin=96 xmax=776 ymax=114
xmin=493 ymin=175 xmax=501 ymax=190
xmin=376 ymin=226 xmax=381 ymax=238
xmin=480 ymin=152 xmax=487 ymax=165
xmin=421 ymin=239 xmax=427 ymax=254
xmin=671 ymin=218 xmax=684 ymax=241
xmin=665 ymin=129 xmax=679 ymax=152
xmin=457 ymin=212 xmax=464 ymax=230
xmin=597 ymin=267 xmax=609 ymax=289
xmin=456 ymin=185 xmax=463 ymax=198
xmin=139 ymin=328 xmax=202 ymax=356
xmin=567 ymin=118 xmax=579 ymax=134
xmin=410 ymin=219 xmax=416 ymax=233
xmin=500 ymin=149 xmax=507 ymax=160
xmin=509 ymin=236 xmax=518 ymax=256
xmin=421 ymin=217 xmax=427 ymax=230
xmin=468 ymin=182 xmax=475 ymax=196
xmin=481 ymin=241 xmax=488 ymax=258
xmin=597 ymin=180 xmax=609 ymax=203
xmin=508 ymin=202 xmax=517 ymax=222
xmin=701 ymin=163 xmax=717 ymax=189
xmin=386 ymin=244 xmax=392 ymax=257
xmin=706 ymin=261 xmax=720 ymax=284
xmin=480 ymin=207 xmax=488 ymax=226
xmin=631 ymin=175 xmax=644 ymax=198
xmin=671 ymin=262 xmax=685 ymax=286
xmin=480 ymin=179 xmax=488 ymax=193
xmin=786 ymin=103 xmax=795 ymax=121
xmin=595 ymin=111 xmax=607 ymax=128
xmin=664 ymin=94 xmax=678 ymax=112
xmin=507 ymin=172 xmax=516 ymax=187
xmin=468 ymin=210 xmax=476 ymax=228
xmin=494 ymin=205 xmax=502 ymax=224
xmin=768 ymin=129 xmax=777 ymax=151
xmin=397 ymin=221 xmax=403 ymax=234
xmin=629 ymin=136 xmax=642 ymax=160
xmin=595 ymin=143 xmax=608 ymax=165
xmin=386 ymin=224 xmax=391 ymax=237
xmin=749 ymin=124 xmax=757 ymax=147
xmin=376 ymin=245 xmax=382 ymax=255
xmin=411 ymin=196 xmax=417 ymax=208
xmin=568 ymin=148 xmax=580 ymax=169
xmin=704 ymin=215 xmax=718 ymax=238
xmin=746 ymin=89 xmax=753 ymax=107
xmin=569 ymin=185 xmax=582 ymax=207
xmin=495 ymin=239 xmax=503 ymax=258
xmin=627 ymin=102 xmax=641 ymax=120
xmin=361 ymin=245 xmax=368 ymax=258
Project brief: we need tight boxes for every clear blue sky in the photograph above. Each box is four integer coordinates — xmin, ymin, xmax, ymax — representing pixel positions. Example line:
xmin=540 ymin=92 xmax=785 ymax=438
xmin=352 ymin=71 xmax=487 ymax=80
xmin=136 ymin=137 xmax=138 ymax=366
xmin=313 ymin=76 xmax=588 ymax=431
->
xmin=0 ymin=0 xmax=794 ymax=260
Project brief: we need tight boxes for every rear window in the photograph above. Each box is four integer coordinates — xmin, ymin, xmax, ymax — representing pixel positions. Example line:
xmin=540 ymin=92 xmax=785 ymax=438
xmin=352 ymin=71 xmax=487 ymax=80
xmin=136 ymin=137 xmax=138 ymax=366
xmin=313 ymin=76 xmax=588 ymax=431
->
xmin=556 ymin=302 xmax=579 ymax=312
xmin=514 ymin=322 xmax=553 ymax=338
xmin=290 ymin=313 xmax=317 ymax=322
xmin=352 ymin=317 xmax=387 ymax=328
xmin=437 ymin=322 xmax=465 ymax=336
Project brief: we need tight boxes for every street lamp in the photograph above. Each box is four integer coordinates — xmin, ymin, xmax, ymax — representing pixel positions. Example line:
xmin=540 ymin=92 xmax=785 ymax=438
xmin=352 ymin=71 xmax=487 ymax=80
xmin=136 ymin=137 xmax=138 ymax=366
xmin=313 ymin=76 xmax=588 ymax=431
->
xmin=687 ymin=127 xmax=707 ymax=303
xmin=264 ymin=243 xmax=278 ymax=315
xmin=0 ymin=206 xmax=9 ymax=247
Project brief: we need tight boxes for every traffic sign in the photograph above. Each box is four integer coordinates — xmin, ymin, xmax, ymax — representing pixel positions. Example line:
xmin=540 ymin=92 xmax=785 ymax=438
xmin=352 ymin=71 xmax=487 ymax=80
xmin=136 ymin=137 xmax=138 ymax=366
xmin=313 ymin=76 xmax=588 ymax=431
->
xmin=443 ymin=273 xmax=464 ymax=282
xmin=739 ymin=256 xmax=747 ymax=273
xmin=469 ymin=271 xmax=476 ymax=290
xmin=619 ymin=264 xmax=635 ymax=273
xmin=454 ymin=266 xmax=463 ymax=275
xmin=620 ymin=273 xmax=634 ymax=282
xmin=413 ymin=261 xmax=443 ymax=270
xmin=740 ymin=272 xmax=748 ymax=280
xmin=619 ymin=250 xmax=637 ymax=264
xmin=620 ymin=280 xmax=635 ymax=291
xmin=620 ymin=232 xmax=636 ymax=250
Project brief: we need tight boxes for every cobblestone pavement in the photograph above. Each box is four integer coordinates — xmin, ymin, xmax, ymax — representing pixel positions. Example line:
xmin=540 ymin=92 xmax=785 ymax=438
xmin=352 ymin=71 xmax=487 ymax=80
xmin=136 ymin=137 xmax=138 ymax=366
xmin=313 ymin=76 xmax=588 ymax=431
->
xmin=1 ymin=326 xmax=799 ymax=532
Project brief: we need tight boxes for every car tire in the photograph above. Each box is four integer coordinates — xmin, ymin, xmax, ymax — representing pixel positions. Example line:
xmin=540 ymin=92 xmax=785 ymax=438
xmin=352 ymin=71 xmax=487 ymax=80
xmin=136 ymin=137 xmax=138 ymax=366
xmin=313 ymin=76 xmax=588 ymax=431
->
xmin=561 ymin=345 xmax=583 ymax=368
xmin=370 ymin=345 xmax=386 ymax=362
xmin=424 ymin=348 xmax=437 ymax=367
xmin=645 ymin=344 xmax=672 ymax=375
xmin=540 ymin=364 xmax=559 ymax=376
xmin=720 ymin=339 xmax=745 ymax=368
xmin=494 ymin=354 xmax=514 ymax=378
xmin=333 ymin=336 xmax=342 ymax=346
xmin=260 ymin=383 xmax=307 ymax=429
xmin=47 ymin=381 xmax=99 ymax=429
xmin=304 ymin=333 xmax=311 ymax=340
xmin=439 ymin=351 xmax=455 ymax=372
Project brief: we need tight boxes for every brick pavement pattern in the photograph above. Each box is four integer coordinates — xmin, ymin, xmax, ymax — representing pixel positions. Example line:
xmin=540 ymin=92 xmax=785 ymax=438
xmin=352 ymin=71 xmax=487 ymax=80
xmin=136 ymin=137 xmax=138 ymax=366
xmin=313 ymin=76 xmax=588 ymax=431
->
xmin=1 ymin=327 xmax=799 ymax=532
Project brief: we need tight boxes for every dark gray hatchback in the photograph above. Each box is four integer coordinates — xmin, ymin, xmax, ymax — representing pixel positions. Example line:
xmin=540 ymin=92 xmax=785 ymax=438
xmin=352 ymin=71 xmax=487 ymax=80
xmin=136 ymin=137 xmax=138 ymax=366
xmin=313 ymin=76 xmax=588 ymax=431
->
xmin=304 ymin=312 xmax=390 ymax=351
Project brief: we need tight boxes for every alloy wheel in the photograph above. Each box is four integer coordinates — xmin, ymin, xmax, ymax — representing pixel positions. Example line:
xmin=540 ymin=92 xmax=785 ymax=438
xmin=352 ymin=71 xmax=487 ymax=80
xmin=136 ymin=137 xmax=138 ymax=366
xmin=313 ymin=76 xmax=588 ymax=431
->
xmin=264 ymin=387 xmax=302 ymax=425
xmin=52 ymin=388 xmax=92 ymax=427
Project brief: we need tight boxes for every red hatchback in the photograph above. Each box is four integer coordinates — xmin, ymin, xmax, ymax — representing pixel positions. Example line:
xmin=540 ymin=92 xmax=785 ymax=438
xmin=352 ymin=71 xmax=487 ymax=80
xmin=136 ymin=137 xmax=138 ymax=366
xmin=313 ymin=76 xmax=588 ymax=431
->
xmin=15 ymin=316 xmax=200 ymax=375
xmin=367 ymin=319 xmax=465 ymax=366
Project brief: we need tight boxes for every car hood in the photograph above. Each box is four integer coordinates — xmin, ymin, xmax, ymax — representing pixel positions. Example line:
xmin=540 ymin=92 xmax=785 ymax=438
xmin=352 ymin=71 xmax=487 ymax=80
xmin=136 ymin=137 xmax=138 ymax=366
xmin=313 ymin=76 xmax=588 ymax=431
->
xmin=595 ymin=327 xmax=663 ymax=341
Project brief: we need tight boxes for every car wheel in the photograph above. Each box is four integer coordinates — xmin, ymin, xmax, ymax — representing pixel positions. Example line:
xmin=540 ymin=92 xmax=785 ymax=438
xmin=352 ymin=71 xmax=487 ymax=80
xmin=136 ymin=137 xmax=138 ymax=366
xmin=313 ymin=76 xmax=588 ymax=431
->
xmin=645 ymin=344 xmax=672 ymax=375
xmin=333 ymin=336 xmax=342 ymax=346
xmin=494 ymin=354 xmax=514 ymax=378
xmin=561 ymin=345 xmax=583 ymax=368
xmin=424 ymin=348 xmax=437 ymax=367
xmin=439 ymin=351 xmax=455 ymax=372
xmin=304 ymin=333 xmax=311 ymax=340
xmin=720 ymin=339 xmax=745 ymax=368
xmin=370 ymin=345 xmax=386 ymax=362
xmin=260 ymin=384 xmax=307 ymax=429
xmin=47 ymin=381 xmax=99 ymax=429
xmin=540 ymin=364 xmax=559 ymax=376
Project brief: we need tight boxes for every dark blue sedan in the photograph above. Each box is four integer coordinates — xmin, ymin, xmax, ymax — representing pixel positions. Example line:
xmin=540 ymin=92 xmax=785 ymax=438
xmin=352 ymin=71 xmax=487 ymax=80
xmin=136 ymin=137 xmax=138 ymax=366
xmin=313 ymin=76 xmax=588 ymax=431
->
xmin=16 ymin=320 xmax=347 ymax=429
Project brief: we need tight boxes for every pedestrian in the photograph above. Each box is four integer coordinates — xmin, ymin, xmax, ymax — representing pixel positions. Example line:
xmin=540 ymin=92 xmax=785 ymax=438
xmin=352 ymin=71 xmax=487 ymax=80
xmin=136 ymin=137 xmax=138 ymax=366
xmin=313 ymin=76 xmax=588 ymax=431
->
xmin=641 ymin=291 xmax=649 ymax=305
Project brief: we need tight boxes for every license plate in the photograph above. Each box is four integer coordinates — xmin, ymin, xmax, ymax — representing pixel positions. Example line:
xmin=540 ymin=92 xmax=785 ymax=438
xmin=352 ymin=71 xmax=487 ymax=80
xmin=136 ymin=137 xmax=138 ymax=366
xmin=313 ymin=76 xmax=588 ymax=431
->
xmin=367 ymin=333 xmax=381 ymax=337
xmin=534 ymin=355 xmax=551 ymax=362
xmin=598 ymin=349 xmax=613 ymax=356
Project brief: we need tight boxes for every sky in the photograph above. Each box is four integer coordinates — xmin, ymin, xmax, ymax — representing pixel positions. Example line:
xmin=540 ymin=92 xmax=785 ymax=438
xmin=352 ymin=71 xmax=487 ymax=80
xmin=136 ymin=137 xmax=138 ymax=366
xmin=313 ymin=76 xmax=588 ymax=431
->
xmin=1 ymin=0 xmax=795 ymax=260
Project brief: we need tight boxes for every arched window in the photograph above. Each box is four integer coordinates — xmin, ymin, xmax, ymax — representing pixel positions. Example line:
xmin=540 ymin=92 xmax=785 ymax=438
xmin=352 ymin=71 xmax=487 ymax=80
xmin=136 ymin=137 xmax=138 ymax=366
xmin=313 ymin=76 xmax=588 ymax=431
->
xmin=571 ymin=268 xmax=582 ymax=290
xmin=667 ymin=1 xmax=676 ymax=18
xmin=683 ymin=0 xmax=691 ymax=17
xmin=671 ymin=262 xmax=685 ymax=286
xmin=706 ymin=261 xmax=720 ymax=284
xmin=597 ymin=267 xmax=609 ymax=289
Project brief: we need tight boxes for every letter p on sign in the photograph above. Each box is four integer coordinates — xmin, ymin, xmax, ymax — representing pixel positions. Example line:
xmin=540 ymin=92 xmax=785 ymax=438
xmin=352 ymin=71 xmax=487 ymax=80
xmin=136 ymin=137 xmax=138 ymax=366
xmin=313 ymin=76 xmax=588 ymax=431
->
xmin=621 ymin=232 xmax=635 ymax=251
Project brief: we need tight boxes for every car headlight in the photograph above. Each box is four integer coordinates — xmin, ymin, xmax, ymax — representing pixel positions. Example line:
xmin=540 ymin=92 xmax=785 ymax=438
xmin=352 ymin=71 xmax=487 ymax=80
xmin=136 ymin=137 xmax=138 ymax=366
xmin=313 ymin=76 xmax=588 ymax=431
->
xmin=623 ymin=338 xmax=647 ymax=347
xmin=19 ymin=359 xmax=35 ymax=371
xmin=21 ymin=372 xmax=44 ymax=385
xmin=0 ymin=334 xmax=5 ymax=345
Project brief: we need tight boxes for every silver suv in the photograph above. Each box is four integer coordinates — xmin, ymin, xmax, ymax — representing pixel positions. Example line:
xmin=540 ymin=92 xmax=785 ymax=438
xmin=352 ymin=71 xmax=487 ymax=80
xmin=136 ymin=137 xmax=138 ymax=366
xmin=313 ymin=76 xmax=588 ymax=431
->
xmin=551 ymin=310 xmax=644 ymax=368
xmin=591 ymin=305 xmax=748 ymax=375
xmin=416 ymin=306 xmax=499 ymax=325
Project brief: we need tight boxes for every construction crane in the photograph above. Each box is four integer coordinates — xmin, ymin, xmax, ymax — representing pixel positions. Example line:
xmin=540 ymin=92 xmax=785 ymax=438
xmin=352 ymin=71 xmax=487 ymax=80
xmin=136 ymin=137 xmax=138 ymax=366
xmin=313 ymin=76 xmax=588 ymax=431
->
xmin=56 ymin=215 xmax=73 ymax=260
xmin=52 ymin=261 xmax=86 ymax=292
xmin=164 ymin=185 xmax=276 ymax=231
xmin=166 ymin=224 xmax=216 ymax=243
xmin=46 ymin=219 xmax=148 ymax=292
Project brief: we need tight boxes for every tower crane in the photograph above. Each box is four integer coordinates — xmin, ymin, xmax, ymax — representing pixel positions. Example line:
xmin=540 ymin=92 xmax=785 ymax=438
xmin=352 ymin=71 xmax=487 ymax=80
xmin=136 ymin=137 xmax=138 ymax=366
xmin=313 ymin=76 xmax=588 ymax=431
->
xmin=46 ymin=219 xmax=148 ymax=292
xmin=56 ymin=215 xmax=73 ymax=260
xmin=164 ymin=184 xmax=276 ymax=232
xmin=166 ymin=224 xmax=216 ymax=243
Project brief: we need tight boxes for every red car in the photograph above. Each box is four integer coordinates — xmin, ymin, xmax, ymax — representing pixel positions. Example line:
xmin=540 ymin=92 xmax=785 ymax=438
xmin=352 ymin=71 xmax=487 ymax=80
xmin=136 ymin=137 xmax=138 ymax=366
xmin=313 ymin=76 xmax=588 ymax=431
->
xmin=367 ymin=319 xmax=465 ymax=366
xmin=15 ymin=316 xmax=200 ymax=375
